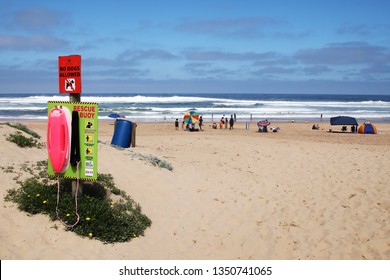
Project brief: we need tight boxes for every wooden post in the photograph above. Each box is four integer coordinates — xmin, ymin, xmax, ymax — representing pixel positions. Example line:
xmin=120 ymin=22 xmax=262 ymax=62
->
xmin=70 ymin=94 xmax=83 ymax=198
xmin=131 ymin=123 xmax=137 ymax=147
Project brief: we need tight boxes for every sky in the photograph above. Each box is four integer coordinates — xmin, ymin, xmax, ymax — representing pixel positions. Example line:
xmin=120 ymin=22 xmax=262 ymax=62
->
xmin=0 ymin=0 xmax=390 ymax=94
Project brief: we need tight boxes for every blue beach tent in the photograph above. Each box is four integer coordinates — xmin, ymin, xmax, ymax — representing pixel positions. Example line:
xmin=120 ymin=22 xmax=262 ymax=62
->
xmin=330 ymin=116 xmax=358 ymax=133
xmin=330 ymin=116 xmax=358 ymax=126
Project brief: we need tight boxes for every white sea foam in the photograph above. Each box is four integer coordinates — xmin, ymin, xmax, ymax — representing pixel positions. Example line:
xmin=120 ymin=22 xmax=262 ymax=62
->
xmin=1 ymin=93 xmax=390 ymax=122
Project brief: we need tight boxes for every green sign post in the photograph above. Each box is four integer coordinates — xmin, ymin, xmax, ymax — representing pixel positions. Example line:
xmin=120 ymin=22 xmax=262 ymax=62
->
xmin=47 ymin=101 xmax=98 ymax=180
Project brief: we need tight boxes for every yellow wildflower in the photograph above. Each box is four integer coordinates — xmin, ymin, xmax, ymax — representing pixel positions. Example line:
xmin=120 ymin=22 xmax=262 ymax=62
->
xmin=66 ymin=213 xmax=71 ymax=217
xmin=86 ymin=217 xmax=91 ymax=221
xmin=88 ymin=232 xmax=93 ymax=238
xmin=36 ymin=194 xmax=40 ymax=197
xmin=43 ymin=200 xmax=47 ymax=204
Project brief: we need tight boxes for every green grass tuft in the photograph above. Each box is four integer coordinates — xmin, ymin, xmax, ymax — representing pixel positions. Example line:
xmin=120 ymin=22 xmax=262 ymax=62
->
xmin=127 ymin=151 xmax=173 ymax=171
xmin=6 ymin=131 xmax=44 ymax=148
xmin=5 ymin=122 xmax=41 ymax=139
xmin=3 ymin=122 xmax=43 ymax=148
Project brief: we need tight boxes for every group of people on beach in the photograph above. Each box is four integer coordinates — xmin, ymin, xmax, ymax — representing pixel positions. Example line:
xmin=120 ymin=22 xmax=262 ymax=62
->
xmin=175 ymin=116 xmax=204 ymax=131
xmin=175 ymin=114 xmax=237 ymax=131
xmin=214 ymin=114 xmax=236 ymax=130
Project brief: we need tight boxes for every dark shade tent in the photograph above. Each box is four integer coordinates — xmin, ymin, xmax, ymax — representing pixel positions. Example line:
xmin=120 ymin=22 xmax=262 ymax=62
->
xmin=330 ymin=116 xmax=358 ymax=132
xmin=330 ymin=116 xmax=358 ymax=125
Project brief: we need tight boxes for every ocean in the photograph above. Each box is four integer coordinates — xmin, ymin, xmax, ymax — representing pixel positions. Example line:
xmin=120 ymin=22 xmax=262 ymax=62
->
xmin=0 ymin=93 xmax=389 ymax=123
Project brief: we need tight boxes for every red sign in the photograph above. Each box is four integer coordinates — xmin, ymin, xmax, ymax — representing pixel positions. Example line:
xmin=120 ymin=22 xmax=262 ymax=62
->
xmin=58 ymin=55 xmax=82 ymax=94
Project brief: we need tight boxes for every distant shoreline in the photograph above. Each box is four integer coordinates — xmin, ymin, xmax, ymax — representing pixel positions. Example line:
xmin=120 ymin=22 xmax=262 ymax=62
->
xmin=2 ymin=118 xmax=390 ymax=124
xmin=1 ymin=93 xmax=390 ymax=123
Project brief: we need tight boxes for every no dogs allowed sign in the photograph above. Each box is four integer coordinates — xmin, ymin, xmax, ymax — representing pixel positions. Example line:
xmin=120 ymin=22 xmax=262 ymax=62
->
xmin=58 ymin=55 xmax=82 ymax=94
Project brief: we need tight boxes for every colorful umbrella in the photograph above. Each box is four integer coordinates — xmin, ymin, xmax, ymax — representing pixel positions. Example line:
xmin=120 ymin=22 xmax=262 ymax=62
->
xmin=257 ymin=120 xmax=270 ymax=127
xmin=183 ymin=111 xmax=199 ymax=124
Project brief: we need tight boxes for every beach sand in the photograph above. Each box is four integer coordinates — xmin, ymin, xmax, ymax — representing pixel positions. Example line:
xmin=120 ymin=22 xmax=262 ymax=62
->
xmin=1 ymin=120 xmax=389 ymax=260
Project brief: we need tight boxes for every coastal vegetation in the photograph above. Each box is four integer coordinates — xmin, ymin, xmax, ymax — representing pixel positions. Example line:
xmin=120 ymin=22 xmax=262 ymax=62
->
xmin=4 ymin=122 xmax=43 ymax=148
xmin=3 ymin=123 xmax=152 ymax=243
xmin=4 ymin=162 xmax=152 ymax=243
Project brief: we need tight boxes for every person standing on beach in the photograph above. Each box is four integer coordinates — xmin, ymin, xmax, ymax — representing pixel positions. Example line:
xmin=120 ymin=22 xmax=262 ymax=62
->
xmin=199 ymin=116 xmax=203 ymax=131
xmin=229 ymin=115 xmax=234 ymax=129
xmin=175 ymin=119 xmax=179 ymax=130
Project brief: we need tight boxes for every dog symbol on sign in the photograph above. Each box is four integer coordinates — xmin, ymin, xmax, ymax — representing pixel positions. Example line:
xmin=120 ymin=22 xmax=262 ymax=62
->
xmin=65 ymin=79 xmax=75 ymax=91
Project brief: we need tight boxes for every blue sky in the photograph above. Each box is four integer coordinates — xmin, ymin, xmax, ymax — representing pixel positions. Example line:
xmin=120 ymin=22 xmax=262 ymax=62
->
xmin=1 ymin=0 xmax=389 ymax=94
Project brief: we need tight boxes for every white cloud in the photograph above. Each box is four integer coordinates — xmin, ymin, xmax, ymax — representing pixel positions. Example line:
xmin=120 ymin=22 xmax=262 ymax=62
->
xmin=295 ymin=42 xmax=390 ymax=65
xmin=0 ymin=34 xmax=68 ymax=51
xmin=12 ymin=7 xmax=68 ymax=31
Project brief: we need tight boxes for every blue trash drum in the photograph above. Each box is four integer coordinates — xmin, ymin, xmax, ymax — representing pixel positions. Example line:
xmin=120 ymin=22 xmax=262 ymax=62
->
xmin=111 ymin=119 xmax=132 ymax=148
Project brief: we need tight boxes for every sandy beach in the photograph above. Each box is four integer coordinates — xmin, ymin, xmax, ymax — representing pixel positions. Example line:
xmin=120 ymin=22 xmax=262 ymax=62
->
xmin=1 ymin=120 xmax=389 ymax=260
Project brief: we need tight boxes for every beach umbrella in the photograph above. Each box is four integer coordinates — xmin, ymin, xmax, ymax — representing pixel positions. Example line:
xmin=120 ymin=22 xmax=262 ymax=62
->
xmin=108 ymin=113 xmax=125 ymax=118
xmin=183 ymin=111 xmax=199 ymax=124
xmin=257 ymin=120 xmax=270 ymax=127
xmin=108 ymin=113 xmax=120 ymax=118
